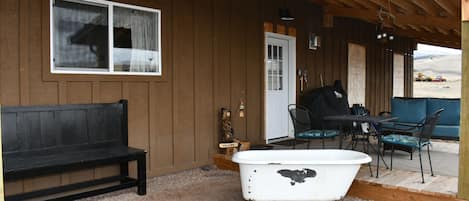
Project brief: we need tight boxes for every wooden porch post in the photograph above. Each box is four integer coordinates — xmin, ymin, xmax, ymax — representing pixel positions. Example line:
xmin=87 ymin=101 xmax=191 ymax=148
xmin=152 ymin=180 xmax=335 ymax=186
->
xmin=0 ymin=105 xmax=4 ymax=200
xmin=460 ymin=0 xmax=469 ymax=199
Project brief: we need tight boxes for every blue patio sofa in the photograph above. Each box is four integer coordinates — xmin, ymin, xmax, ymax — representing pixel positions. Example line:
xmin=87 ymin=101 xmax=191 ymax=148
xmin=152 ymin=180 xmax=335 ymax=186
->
xmin=385 ymin=97 xmax=460 ymax=140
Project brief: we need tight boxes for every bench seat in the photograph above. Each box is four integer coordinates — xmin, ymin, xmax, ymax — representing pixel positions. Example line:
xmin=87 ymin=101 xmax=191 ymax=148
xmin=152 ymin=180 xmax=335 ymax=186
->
xmin=4 ymin=145 xmax=144 ymax=180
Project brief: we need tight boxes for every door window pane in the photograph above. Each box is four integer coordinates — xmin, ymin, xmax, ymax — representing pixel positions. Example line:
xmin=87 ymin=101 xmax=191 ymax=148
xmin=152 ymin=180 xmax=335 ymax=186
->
xmin=53 ymin=0 xmax=109 ymax=69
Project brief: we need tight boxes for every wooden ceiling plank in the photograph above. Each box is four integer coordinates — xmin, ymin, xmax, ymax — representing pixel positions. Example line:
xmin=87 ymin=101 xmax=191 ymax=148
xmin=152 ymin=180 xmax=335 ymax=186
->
xmin=435 ymin=27 xmax=450 ymax=35
xmin=408 ymin=0 xmax=440 ymax=16
xmin=323 ymin=0 xmax=347 ymax=8
xmin=335 ymin=0 xmax=362 ymax=8
xmin=389 ymin=0 xmax=415 ymax=14
xmin=433 ymin=0 xmax=457 ymax=17
xmin=393 ymin=22 xmax=408 ymax=30
xmin=350 ymin=0 xmax=378 ymax=10
xmin=407 ymin=24 xmax=421 ymax=31
xmin=324 ymin=5 xmax=459 ymax=30
xmin=367 ymin=0 xmax=391 ymax=10
xmin=420 ymin=25 xmax=435 ymax=33
xmin=395 ymin=28 xmax=459 ymax=48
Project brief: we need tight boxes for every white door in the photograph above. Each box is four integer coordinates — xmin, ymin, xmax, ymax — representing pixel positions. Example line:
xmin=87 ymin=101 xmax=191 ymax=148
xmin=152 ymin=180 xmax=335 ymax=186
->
xmin=265 ymin=34 xmax=295 ymax=142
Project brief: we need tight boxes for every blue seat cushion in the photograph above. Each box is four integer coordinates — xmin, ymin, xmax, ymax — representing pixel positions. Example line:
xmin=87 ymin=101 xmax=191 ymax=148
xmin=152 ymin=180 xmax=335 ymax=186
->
xmin=432 ymin=125 xmax=459 ymax=138
xmin=296 ymin=130 xmax=339 ymax=139
xmin=391 ymin=98 xmax=427 ymax=124
xmin=427 ymin=98 xmax=460 ymax=125
xmin=381 ymin=134 xmax=430 ymax=148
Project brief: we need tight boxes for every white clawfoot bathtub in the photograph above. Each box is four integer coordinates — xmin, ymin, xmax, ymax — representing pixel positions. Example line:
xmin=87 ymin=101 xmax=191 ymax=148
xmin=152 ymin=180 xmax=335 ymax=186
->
xmin=232 ymin=149 xmax=371 ymax=201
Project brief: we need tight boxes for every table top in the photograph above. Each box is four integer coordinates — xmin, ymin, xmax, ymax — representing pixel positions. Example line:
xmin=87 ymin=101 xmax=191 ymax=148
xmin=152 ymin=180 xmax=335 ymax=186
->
xmin=323 ymin=115 xmax=398 ymax=123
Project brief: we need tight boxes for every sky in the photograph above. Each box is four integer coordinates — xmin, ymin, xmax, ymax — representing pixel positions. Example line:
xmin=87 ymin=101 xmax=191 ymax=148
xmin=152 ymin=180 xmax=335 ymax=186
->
xmin=414 ymin=44 xmax=461 ymax=59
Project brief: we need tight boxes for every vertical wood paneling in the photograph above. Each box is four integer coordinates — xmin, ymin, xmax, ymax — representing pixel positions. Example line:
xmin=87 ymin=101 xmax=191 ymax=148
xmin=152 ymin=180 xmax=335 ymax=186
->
xmin=99 ymin=82 xmax=123 ymax=102
xmin=19 ymin=0 xmax=30 ymax=106
xmin=0 ymin=0 xmax=20 ymax=106
xmin=29 ymin=0 xmax=58 ymax=106
xmin=127 ymin=82 xmax=150 ymax=177
xmin=213 ymin=0 xmax=231 ymax=149
xmin=153 ymin=82 xmax=174 ymax=170
xmin=194 ymin=0 xmax=213 ymax=163
xmin=230 ymin=0 xmax=247 ymax=140
xmin=172 ymin=0 xmax=195 ymax=166
xmin=246 ymin=0 xmax=262 ymax=143
xmin=67 ymin=82 xmax=92 ymax=104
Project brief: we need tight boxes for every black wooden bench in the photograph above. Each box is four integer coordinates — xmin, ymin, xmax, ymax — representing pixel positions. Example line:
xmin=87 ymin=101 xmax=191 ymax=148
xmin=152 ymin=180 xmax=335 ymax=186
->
xmin=1 ymin=100 xmax=146 ymax=201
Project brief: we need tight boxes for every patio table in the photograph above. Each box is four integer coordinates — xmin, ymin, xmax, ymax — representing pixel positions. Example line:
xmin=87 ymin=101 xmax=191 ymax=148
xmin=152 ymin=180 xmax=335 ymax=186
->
xmin=323 ymin=115 xmax=398 ymax=178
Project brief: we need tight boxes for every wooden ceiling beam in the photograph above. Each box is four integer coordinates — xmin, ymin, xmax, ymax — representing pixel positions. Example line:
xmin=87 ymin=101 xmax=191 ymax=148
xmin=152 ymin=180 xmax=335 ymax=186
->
xmin=393 ymin=22 xmax=407 ymax=30
xmin=367 ymin=0 xmax=391 ymax=10
xmin=435 ymin=27 xmax=450 ymax=35
xmin=420 ymin=25 xmax=435 ymax=33
xmin=394 ymin=28 xmax=459 ymax=48
xmin=433 ymin=0 xmax=458 ymax=17
xmin=335 ymin=0 xmax=362 ymax=8
xmin=324 ymin=5 xmax=459 ymax=30
xmin=323 ymin=0 xmax=347 ymax=8
xmin=407 ymin=24 xmax=421 ymax=32
xmin=388 ymin=0 xmax=415 ymax=14
xmin=407 ymin=0 xmax=440 ymax=16
xmin=350 ymin=0 xmax=378 ymax=10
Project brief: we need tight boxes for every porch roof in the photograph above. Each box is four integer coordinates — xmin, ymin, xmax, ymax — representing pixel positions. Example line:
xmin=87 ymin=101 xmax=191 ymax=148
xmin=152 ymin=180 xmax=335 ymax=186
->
xmin=311 ymin=0 xmax=461 ymax=49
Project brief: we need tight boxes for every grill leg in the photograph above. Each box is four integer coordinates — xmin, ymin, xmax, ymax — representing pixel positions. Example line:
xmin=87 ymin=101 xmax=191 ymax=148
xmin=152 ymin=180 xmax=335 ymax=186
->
xmin=307 ymin=140 xmax=310 ymax=149
xmin=418 ymin=148 xmax=425 ymax=183
xmin=137 ymin=154 xmax=147 ymax=195
xmin=322 ymin=138 xmax=325 ymax=149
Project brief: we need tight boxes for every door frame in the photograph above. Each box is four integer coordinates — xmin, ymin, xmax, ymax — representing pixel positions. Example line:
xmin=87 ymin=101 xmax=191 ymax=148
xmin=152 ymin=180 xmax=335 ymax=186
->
xmin=264 ymin=32 xmax=296 ymax=143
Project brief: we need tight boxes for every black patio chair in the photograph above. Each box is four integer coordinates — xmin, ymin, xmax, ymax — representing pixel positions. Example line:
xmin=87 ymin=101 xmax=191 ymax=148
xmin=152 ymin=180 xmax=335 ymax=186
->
xmin=288 ymin=104 xmax=339 ymax=149
xmin=381 ymin=108 xmax=444 ymax=183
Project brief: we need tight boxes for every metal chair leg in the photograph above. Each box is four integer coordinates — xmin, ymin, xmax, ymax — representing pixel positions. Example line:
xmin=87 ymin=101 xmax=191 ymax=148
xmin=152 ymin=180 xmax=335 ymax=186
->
xmin=418 ymin=148 xmax=425 ymax=183
xmin=391 ymin=145 xmax=394 ymax=171
xmin=362 ymin=139 xmax=373 ymax=177
xmin=322 ymin=138 xmax=325 ymax=149
xmin=428 ymin=145 xmax=434 ymax=176
xmin=293 ymin=139 xmax=297 ymax=149
xmin=307 ymin=140 xmax=310 ymax=149
xmin=410 ymin=151 xmax=413 ymax=160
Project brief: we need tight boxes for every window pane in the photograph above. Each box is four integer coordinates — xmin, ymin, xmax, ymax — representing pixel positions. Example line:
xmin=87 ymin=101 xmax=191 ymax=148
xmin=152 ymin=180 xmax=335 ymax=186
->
xmin=113 ymin=6 xmax=159 ymax=73
xmin=53 ymin=0 xmax=109 ymax=69
xmin=273 ymin=46 xmax=277 ymax=60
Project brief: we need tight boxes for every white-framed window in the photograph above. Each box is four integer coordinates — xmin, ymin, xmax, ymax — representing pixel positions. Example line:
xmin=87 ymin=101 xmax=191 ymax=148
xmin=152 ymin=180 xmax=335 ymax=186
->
xmin=50 ymin=0 xmax=161 ymax=76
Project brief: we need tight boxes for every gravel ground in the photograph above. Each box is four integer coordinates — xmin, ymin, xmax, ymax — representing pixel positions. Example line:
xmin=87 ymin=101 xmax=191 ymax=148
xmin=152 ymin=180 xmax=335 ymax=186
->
xmin=81 ymin=167 xmax=366 ymax=201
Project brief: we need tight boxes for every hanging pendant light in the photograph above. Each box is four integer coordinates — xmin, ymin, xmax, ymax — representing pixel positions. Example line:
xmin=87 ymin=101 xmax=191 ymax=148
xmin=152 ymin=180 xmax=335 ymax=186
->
xmin=279 ymin=8 xmax=295 ymax=21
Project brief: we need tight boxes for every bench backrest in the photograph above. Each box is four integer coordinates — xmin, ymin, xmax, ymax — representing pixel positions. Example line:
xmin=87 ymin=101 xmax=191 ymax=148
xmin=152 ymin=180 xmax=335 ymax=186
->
xmin=1 ymin=100 xmax=128 ymax=155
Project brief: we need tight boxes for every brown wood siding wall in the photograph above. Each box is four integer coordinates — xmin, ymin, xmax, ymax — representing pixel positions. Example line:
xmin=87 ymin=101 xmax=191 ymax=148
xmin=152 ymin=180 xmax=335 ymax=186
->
xmin=0 ymin=0 xmax=414 ymax=194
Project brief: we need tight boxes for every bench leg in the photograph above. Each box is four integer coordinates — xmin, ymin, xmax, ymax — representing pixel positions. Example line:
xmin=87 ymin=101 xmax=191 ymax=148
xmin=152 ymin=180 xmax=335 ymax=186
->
xmin=120 ymin=162 xmax=129 ymax=182
xmin=137 ymin=155 xmax=147 ymax=195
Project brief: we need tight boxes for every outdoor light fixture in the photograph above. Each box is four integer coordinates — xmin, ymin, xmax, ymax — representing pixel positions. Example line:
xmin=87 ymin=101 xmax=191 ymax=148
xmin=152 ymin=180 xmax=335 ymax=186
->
xmin=376 ymin=23 xmax=394 ymax=43
xmin=309 ymin=33 xmax=321 ymax=50
xmin=279 ymin=8 xmax=295 ymax=21
xmin=376 ymin=4 xmax=395 ymax=43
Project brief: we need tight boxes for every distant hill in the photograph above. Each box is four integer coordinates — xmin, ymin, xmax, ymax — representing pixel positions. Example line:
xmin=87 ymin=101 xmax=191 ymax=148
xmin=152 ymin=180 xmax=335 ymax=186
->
xmin=414 ymin=54 xmax=461 ymax=81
